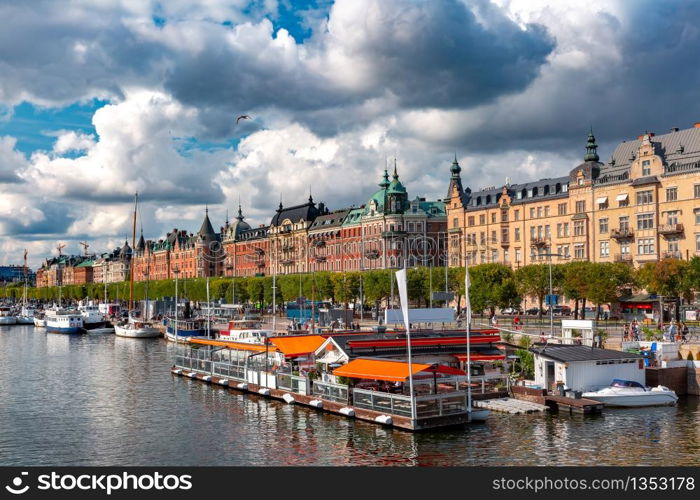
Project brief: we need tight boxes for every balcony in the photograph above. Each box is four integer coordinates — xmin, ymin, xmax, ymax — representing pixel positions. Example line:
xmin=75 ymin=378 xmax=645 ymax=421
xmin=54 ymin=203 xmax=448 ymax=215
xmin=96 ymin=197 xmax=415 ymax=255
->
xmin=658 ymin=223 xmax=684 ymax=236
xmin=610 ymin=228 xmax=634 ymax=240
xmin=364 ymin=249 xmax=380 ymax=260
xmin=662 ymin=251 xmax=682 ymax=259
xmin=500 ymin=239 xmax=510 ymax=248
xmin=281 ymin=244 xmax=295 ymax=252
xmin=280 ymin=259 xmax=294 ymax=266
xmin=382 ymin=230 xmax=407 ymax=238
xmin=530 ymin=236 xmax=549 ymax=248
xmin=614 ymin=254 xmax=633 ymax=263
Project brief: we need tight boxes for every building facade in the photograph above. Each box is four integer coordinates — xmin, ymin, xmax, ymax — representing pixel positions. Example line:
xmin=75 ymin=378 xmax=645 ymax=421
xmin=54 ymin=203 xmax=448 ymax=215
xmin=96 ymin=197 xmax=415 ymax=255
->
xmin=446 ymin=125 xmax=700 ymax=268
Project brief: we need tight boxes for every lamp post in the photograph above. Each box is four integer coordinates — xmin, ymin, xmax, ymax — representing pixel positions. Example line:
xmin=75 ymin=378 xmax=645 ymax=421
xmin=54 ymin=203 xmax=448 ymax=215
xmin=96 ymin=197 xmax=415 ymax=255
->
xmin=538 ymin=251 xmax=563 ymax=340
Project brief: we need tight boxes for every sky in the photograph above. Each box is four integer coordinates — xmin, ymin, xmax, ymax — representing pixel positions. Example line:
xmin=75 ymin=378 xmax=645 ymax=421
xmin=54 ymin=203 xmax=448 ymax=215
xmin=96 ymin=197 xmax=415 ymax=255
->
xmin=2 ymin=0 xmax=700 ymax=268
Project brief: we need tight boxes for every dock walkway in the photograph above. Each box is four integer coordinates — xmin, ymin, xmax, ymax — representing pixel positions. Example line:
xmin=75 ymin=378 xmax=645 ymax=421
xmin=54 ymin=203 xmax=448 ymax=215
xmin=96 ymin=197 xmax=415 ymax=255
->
xmin=473 ymin=398 xmax=548 ymax=414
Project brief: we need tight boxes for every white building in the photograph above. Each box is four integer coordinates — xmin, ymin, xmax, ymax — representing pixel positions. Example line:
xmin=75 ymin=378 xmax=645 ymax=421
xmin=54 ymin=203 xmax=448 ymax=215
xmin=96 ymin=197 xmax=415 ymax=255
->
xmin=531 ymin=345 xmax=644 ymax=392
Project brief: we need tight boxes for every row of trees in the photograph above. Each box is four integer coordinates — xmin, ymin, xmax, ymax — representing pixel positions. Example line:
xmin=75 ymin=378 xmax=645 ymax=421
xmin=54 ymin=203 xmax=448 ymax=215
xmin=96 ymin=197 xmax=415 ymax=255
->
xmin=8 ymin=257 xmax=700 ymax=316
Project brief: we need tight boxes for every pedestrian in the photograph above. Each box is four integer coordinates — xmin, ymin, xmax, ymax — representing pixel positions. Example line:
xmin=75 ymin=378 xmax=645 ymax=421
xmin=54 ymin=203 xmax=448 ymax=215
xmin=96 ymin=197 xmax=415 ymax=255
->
xmin=622 ymin=323 xmax=629 ymax=341
xmin=681 ymin=322 xmax=689 ymax=343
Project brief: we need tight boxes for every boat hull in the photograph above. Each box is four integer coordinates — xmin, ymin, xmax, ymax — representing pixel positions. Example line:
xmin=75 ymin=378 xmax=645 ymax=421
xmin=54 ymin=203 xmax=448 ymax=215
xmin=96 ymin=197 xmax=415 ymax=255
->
xmin=469 ymin=408 xmax=490 ymax=422
xmin=33 ymin=318 xmax=46 ymax=327
xmin=582 ymin=391 xmax=678 ymax=407
xmin=16 ymin=316 xmax=35 ymax=325
xmin=165 ymin=331 xmax=194 ymax=343
xmin=115 ymin=325 xmax=160 ymax=338
xmin=46 ymin=326 xmax=83 ymax=334
xmin=82 ymin=321 xmax=108 ymax=331
xmin=88 ymin=327 xmax=115 ymax=334
xmin=0 ymin=317 xmax=17 ymax=325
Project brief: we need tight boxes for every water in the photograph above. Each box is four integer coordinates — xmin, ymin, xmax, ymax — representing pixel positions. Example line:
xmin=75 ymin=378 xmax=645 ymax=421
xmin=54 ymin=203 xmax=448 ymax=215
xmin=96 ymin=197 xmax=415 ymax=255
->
xmin=1 ymin=325 xmax=699 ymax=466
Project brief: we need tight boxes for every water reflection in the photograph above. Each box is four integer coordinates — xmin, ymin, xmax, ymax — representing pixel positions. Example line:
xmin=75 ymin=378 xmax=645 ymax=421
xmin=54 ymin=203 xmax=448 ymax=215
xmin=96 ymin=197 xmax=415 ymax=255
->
xmin=1 ymin=325 xmax=699 ymax=466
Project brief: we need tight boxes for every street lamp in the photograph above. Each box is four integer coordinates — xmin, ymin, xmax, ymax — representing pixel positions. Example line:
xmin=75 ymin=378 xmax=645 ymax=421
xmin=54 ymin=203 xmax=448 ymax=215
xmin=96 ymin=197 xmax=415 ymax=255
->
xmin=537 ymin=251 xmax=563 ymax=340
xmin=172 ymin=266 xmax=180 ymax=341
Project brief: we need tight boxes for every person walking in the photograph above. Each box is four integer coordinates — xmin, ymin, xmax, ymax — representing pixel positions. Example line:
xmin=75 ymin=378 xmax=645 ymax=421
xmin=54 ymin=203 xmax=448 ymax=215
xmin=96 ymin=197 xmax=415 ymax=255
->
xmin=681 ymin=322 xmax=689 ymax=343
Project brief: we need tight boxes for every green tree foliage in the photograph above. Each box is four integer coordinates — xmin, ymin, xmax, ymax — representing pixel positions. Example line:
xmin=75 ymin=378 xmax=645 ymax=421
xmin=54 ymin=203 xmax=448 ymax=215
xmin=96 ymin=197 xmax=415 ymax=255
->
xmin=468 ymin=263 xmax=521 ymax=315
xmin=587 ymin=262 xmax=636 ymax=318
xmin=637 ymin=258 xmax=692 ymax=301
xmin=515 ymin=264 xmax=563 ymax=317
xmin=561 ymin=261 xmax=594 ymax=318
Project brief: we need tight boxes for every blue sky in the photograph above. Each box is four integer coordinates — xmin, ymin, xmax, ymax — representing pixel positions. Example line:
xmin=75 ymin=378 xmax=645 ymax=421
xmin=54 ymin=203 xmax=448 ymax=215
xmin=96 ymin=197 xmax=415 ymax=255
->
xmin=2 ymin=0 xmax=700 ymax=267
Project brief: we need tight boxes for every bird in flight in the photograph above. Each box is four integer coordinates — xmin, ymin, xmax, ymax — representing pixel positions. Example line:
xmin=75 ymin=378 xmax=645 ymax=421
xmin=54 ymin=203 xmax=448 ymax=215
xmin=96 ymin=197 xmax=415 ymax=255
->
xmin=236 ymin=114 xmax=251 ymax=124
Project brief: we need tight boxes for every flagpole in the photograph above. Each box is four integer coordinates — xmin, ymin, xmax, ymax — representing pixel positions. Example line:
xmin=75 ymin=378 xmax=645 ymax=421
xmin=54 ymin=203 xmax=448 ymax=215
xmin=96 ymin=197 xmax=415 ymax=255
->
xmin=395 ymin=263 xmax=416 ymax=424
xmin=464 ymin=262 xmax=473 ymax=417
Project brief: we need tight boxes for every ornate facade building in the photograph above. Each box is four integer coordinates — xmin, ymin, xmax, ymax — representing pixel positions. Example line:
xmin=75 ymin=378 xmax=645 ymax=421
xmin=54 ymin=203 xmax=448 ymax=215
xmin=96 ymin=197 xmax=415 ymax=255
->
xmin=446 ymin=125 xmax=700 ymax=269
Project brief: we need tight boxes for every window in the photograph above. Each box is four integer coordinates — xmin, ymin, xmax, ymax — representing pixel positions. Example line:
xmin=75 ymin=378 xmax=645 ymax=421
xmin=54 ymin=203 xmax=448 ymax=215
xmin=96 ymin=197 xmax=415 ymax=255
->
xmin=557 ymin=223 xmax=563 ymax=238
xmin=697 ymin=234 xmax=700 ymax=252
xmin=480 ymin=232 xmax=485 ymax=245
xmin=491 ymin=230 xmax=497 ymax=243
xmin=537 ymin=225 xmax=543 ymax=238
xmin=545 ymin=225 xmax=551 ymax=239
xmin=636 ymin=190 xmax=653 ymax=205
xmin=558 ymin=203 xmax=567 ymax=216
xmin=501 ymin=210 xmax=508 ymax=222
xmin=618 ymin=196 xmax=629 ymax=208
xmin=516 ymin=191 xmax=522 ymax=199
xmin=619 ymin=216 xmax=629 ymax=232
xmin=637 ymin=213 xmax=654 ymax=230
xmin=666 ymin=210 xmax=679 ymax=226
xmin=599 ymin=218 xmax=608 ymax=233
xmin=545 ymin=206 xmax=550 ymax=217
xmin=529 ymin=208 xmax=535 ymax=219
xmin=501 ymin=228 xmax=509 ymax=243
xmin=574 ymin=244 xmax=585 ymax=259
xmin=666 ymin=187 xmax=677 ymax=202
xmin=575 ymin=200 xmax=586 ymax=213
xmin=491 ymin=212 xmax=497 ymax=223
xmin=695 ymin=184 xmax=700 ymax=199
xmin=574 ymin=220 xmax=585 ymax=236
xmin=620 ymin=243 xmax=630 ymax=256
xmin=668 ymin=238 xmax=679 ymax=253
xmin=600 ymin=240 xmax=610 ymax=257
xmin=468 ymin=216 xmax=474 ymax=226
xmin=642 ymin=159 xmax=651 ymax=176
xmin=530 ymin=227 xmax=536 ymax=239
xmin=491 ymin=249 xmax=498 ymax=262
xmin=514 ymin=210 xmax=520 ymax=221
xmin=537 ymin=207 xmax=543 ymax=218
xmin=637 ymin=238 xmax=655 ymax=255
xmin=515 ymin=248 xmax=522 ymax=264
xmin=695 ymin=209 xmax=700 ymax=226
xmin=479 ymin=214 xmax=486 ymax=225
xmin=563 ymin=223 xmax=569 ymax=237
xmin=562 ymin=245 xmax=570 ymax=258
xmin=514 ymin=228 xmax=520 ymax=241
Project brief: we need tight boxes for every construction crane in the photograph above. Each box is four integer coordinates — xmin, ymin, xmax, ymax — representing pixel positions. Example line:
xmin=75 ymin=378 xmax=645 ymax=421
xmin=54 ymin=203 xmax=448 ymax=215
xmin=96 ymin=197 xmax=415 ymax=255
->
xmin=79 ymin=241 xmax=90 ymax=256
xmin=56 ymin=243 xmax=66 ymax=256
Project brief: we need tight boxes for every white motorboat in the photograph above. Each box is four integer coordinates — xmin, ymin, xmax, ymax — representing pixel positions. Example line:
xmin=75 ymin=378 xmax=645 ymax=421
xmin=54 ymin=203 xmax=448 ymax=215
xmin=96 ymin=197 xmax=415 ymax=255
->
xmin=33 ymin=315 xmax=47 ymax=327
xmin=77 ymin=302 xmax=108 ymax=330
xmin=16 ymin=306 xmax=37 ymax=325
xmin=219 ymin=319 xmax=271 ymax=344
xmin=469 ymin=408 xmax=490 ymax=422
xmin=88 ymin=327 xmax=115 ymax=334
xmin=115 ymin=318 xmax=160 ymax=338
xmin=0 ymin=306 xmax=17 ymax=325
xmin=582 ymin=379 xmax=678 ymax=407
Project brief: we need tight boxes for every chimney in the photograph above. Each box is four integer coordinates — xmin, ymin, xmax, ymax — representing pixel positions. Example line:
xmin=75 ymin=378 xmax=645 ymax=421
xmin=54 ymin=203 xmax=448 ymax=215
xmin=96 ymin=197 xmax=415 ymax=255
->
xmin=671 ymin=127 xmax=679 ymax=132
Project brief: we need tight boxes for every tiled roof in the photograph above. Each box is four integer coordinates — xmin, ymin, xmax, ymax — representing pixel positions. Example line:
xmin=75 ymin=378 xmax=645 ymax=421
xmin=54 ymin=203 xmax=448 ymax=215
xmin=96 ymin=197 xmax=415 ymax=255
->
xmin=309 ymin=209 xmax=351 ymax=230
xmin=530 ymin=345 xmax=642 ymax=363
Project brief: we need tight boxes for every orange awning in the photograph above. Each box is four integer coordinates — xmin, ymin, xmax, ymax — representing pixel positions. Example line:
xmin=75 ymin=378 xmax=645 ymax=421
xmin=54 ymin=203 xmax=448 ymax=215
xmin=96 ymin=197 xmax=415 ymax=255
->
xmin=333 ymin=358 xmax=434 ymax=382
xmin=268 ymin=335 xmax=327 ymax=357
xmin=189 ymin=338 xmax=266 ymax=352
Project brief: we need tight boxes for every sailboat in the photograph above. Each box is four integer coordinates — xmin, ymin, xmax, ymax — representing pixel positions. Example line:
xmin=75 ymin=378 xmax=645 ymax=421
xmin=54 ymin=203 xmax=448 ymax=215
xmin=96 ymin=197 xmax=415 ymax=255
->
xmin=16 ymin=250 xmax=36 ymax=324
xmin=114 ymin=193 xmax=160 ymax=339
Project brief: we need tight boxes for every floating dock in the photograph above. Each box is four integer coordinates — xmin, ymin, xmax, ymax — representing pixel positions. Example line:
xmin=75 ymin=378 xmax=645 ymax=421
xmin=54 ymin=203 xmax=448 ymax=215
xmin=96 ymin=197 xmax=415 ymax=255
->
xmin=473 ymin=398 xmax=548 ymax=414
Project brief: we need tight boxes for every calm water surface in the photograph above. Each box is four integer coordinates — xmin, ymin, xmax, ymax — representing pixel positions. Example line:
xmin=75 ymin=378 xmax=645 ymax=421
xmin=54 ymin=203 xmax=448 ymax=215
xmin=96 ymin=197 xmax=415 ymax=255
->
xmin=1 ymin=325 xmax=699 ymax=466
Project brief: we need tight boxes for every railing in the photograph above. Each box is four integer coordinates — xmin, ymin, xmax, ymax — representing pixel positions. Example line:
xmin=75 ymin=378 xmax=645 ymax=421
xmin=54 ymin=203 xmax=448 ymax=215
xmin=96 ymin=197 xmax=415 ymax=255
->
xmin=352 ymin=388 xmax=413 ymax=417
xmin=662 ymin=251 xmax=682 ymax=259
xmin=663 ymin=161 xmax=700 ymax=175
xmin=614 ymin=253 xmax=633 ymax=263
xmin=352 ymin=389 xmax=468 ymax=419
xmin=312 ymin=380 xmax=349 ymax=404
xmin=658 ymin=223 xmax=684 ymax=235
xmin=276 ymin=373 xmax=309 ymax=395
xmin=594 ymin=172 xmax=629 ymax=185
xmin=530 ymin=237 xmax=549 ymax=247
xmin=611 ymin=228 xmax=634 ymax=239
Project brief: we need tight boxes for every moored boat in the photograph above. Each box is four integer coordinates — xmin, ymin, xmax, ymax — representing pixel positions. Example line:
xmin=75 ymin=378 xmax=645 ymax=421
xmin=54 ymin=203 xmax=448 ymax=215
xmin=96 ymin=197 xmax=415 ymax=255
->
xmin=582 ymin=379 xmax=678 ymax=407
xmin=0 ymin=306 xmax=17 ymax=325
xmin=165 ymin=317 xmax=206 ymax=343
xmin=45 ymin=309 xmax=84 ymax=334
xmin=33 ymin=314 xmax=47 ymax=327
xmin=114 ymin=319 xmax=160 ymax=338
xmin=219 ymin=319 xmax=272 ymax=344
xmin=78 ymin=303 xmax=108 ymax=331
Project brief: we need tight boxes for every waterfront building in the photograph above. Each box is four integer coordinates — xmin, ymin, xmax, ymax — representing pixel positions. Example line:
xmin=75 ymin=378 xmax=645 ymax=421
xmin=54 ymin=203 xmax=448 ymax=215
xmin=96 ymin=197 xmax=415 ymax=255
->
xmin=0 ymin=265 xmax=35 ymax=285
xmin=221 ymin=206 xmax=270 ymax=278
xmin=308 ymin=208 xmax=351 ymax=272
xmin=446 ymin=124 xmax=700 ymax=268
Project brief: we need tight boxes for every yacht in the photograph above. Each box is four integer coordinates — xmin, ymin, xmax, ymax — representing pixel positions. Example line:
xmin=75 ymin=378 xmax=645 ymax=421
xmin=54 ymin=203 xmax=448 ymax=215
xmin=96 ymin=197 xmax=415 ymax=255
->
xmin=16 ymin=306 xmax=36 ymax=325
xmin=0 ymin=306 xmax=17 ymax=325
xmin=78 ymin=302 xmax=108 ymax=331
xmin=114 ymin=318 xmax=160 ymax=338
xmin=33 ymin=312 xmax=47 ymax=328
xmin=582 ymin=379 xmax=678 ymax=407
xmin=45 ymin=309 xmax=84 ymax=334
xmin=219 ymin=319 xmax=272 ymax=344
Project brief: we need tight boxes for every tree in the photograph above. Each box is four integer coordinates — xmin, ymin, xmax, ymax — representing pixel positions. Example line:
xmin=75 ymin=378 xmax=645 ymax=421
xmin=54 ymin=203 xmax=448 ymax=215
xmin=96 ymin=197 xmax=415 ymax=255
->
xmin=468 ymin=263 xmax=521 ymax=316
xmin=331 ymin=272 xmax=360 ymax=310
xmin=561 ymin=261 xmax=594 ymax=319
xmin=637 ymin=258 xmax=692 ymax=301
xmin=515 ymin=264 xmax=563 ymax=319
xmin=363 ymin=269 xmax=393 ymax=309
xmin=587 ymin=262 xmax=635 ymax=319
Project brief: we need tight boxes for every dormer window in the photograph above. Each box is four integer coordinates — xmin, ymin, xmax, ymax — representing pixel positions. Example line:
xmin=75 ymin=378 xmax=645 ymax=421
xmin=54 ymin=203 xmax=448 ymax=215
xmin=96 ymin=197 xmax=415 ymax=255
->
xmin=516 ymin=191 xmax=522 ymax=200
xmin=527 ymin=189 xmax=533 ymax=197
xmin=642 ymin=159 xmax=651 ymax=176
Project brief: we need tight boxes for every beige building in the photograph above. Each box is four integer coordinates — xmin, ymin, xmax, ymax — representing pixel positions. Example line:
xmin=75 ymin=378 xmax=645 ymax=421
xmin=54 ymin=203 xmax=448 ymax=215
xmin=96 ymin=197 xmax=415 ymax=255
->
xmin=446 ymin=125 xmax=700 ymax=268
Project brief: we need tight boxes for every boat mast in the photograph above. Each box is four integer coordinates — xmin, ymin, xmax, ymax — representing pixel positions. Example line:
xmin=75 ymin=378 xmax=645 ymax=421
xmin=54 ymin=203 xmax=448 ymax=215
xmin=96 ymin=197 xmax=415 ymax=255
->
xmin=23 ymin=249 xmax=28 ymax=307
xmin=128 ymin=193 xmax=138 ymax=319
xmin=464 ymin=262 xmax=472 ymax=415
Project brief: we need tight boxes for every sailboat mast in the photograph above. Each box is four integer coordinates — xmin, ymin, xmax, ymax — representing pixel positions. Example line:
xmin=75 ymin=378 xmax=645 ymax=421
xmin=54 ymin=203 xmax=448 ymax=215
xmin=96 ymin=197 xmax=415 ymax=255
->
xmin=23 ymin=249 xmax=28 ymax=306
xmin=128 ymin=193 xmax=138 ymax=317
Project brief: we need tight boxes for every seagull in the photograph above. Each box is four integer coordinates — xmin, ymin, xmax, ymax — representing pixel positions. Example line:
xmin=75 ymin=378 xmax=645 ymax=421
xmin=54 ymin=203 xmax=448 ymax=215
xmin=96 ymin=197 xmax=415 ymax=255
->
xmin=236 ymin=114 xmax=251 ymax=124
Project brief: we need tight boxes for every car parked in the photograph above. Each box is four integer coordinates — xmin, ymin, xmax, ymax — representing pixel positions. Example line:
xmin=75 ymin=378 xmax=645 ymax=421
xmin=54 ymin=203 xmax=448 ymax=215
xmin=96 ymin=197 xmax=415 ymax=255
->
xmin=526 ymin=307 xmax=543 ymax=316
xmin=547 ymin=305 xmax=572 ymax=317
xmin=501 ymin=307 xmax=523 ymax=315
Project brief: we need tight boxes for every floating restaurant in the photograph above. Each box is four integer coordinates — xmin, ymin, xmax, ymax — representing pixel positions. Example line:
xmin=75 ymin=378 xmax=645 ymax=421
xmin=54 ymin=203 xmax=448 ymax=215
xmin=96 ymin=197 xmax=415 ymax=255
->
xmin=171 ymin=328 xmax=506 ymax=431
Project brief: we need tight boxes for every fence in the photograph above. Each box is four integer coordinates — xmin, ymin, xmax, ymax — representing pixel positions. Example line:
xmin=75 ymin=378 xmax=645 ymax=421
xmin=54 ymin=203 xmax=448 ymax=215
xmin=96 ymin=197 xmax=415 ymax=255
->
xmin=312 ymin=380 xmax=349 ymax=403
xmin=352 ymin=389 xmax=468 ymax=419
xmin=277 ymin=372 xmax=309 ymax=395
